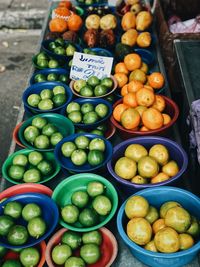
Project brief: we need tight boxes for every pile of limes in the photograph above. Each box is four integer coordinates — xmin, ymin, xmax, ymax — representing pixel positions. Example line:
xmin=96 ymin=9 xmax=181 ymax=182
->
xmin=8 ymin=151 xmax=53 ymax=183
xmin=61 ymin=181 xmax=112 ymax=227
xmin=27 ymin=85 xmax=67 ymax=110
xmin=51 ymin=230 xmax=103 ymax=266
xmin=125 ymin=195 xmax=200 ymax=253
xmin=0 ymin=201 xmax=47 ymax=246
xmin=48 ymin=38 xmax=77 ymax=59
xmin=34 ymin=72 xmax=69 ymax=84
xmin=73 ymin=76 xmax=114 ymax=97
xmin=23 ymin=116 xmax=63 ymax=149
xmin=34 ymin=52 xmax=60 ymax=69
xmin=66 ymin=101 xmax=109 ymax=124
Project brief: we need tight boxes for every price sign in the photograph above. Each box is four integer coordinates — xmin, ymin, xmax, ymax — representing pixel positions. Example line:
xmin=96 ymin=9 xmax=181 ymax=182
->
xmin=70 ymin=52 xmax=114 ymax=81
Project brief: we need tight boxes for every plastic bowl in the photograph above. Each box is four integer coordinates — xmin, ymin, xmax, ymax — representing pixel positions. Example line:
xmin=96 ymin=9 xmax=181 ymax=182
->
xmin=117 ymin=186 xmax=200 ymax=267
xmin=32 ymin=55 xmax=66 ymax=70
xmin=2 ymin=149 xmax=61 ymax=185
xmin=61 ymin=98 xmax=113 ymax=129
xmin=22 ymin=82 xmax=72 ymax=114
xmin=54 ymin=133 xmax=113 ymax=173
xmin=0 ymin=193 xmax=59 ymax=249
xmin=110 ymin=96 xmax=179 ymax=139
xmin=70 ymin=76 xmax=118 ymax=99
xmin=107 ymin=136 xmax=188 ymax=193
xmin=89 ymin=48 xmax=113 ymax=57
xmin=134 ymin=48 xmax=155 ymax=65
xmin=45 ymin=227 xmax=118 ymax=267
xmin=104 ymin=121 xmax=116 ymax=140
xmin=18 ymin=113 xmax=75 ymax=152
xmin=3 ymin=241 xmax=46 ymax=267
xmin=12 ymin=122 xmax=25 ymax=148
xmin=52 ymin=173 xmax=118 ymax=232
xmin=30 ymin=68 xmax=69 ymax=85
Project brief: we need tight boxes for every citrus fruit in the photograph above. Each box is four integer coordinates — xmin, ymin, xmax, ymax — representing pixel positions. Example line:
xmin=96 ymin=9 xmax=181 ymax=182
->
xmin=92 ymin=195 xmax=111 ymax=216
xmin=129 ymin=69 xmax=146 ymax=83
xmin=160 ymin=201 xmax=182 ymax=219
xmin=124 ymin=53 xmax=142 ymax=71
xmin=114 ymin=73 xmax=128 ymax=88
xmin=144 ymin=240 xmax=158 ymax=252
xmin=24 ymin=126 xmax=39 ymax=143
xmin=163 ymin=113 xmax=172 ymax=125
xmin=152 ymin=218 xmax=166 ymax=234
xmin=140 ymin=62 xmax=148 ymax=74
xmin=8 ymin=165 xmax=25 ymax=181
xmin=27 ymin=94 xmax=41 ymax=107
xmin=20 ymin=247 xmax=40 ymax=267
xmin=125 ymin=144 xmax=148 ymax=162
xmin=125 ymin=195 xmax=149 ymax=219
xmin=154 ymin=227 xmax=179 ymax=253
xmin=137 ymin=32 xmax=151 ymax=48
xmin=52 ymin=244 xmax=72 ymax=265
xmin=179 ymin=233 xmax=194 ymax=250
xmin=27 ymin=217 xmax=46 ymax=238
xmin=22 ymin=203 xmax=41 ymax=221
xmin=61 ymin=231 xmax=82 ymax=250
xmin=95 ymin=103 xmax=108 ymax=118
xmin=34 ymin=135 xmax=50 ymax=149
xmin=71 ymin=149 xmax=87 ymax=166
xmin=123 ymin=92 xmax=138 ymax=108
xmin=67 ymin=14 xmax=83 ymax=32
xmin=162 ymin=160 xmax=179 ymax=177
xmin=149 ymin=144 xmax=169 ymax=166
xmin=135 ymin=88 xmax=155 ymax=107
xmin=151 ymin=95 xmax=166 ymax=112
xmin=37 ymin=160 xmax=52 ymax=175
xmin=28 ymin=151 xmax=43 ymax=166
xmin=142 ymin=108 xmax=164 ymax=130
xmin=121 ymin=108 xmax=140 ymax=129
xmin=13 ymin=155 xmax=28 ymax=167
xmin=127 ymin=80 xmax=143 ymax=93
xmin=61 ymin=142 xmax=77 ymax=157
xmin=115 ymin=62 xmax=129 ymax=75
xmin=83 ymin=111 xmax=99 ymax=124
xmin=7 ymin=225 xmax=28 ymax=245
xmin=78 ymin=208 xmax=98 ymax=227
xmin=81 ymin=103 xmax=94 ymax=114
xmin=87 ymin=181 xmax=105 ymax=197
xmin=0 ymin=215 xmax=14 ymax=236
xmin=148 ymin=72 xmax=164 ymax=89
xmin=121 ymin=29 xmax=138 ymax=46
xmin=82 ymin=230 xmax=102 ymax=245
xmin=138 ymin=156 xmax=159 ymax=178
xmin=38 ymin=99 xmax=54 ymax=110
xmin=49 ymin=18 xmax=68 ymax=33
xmin=136 ymin=11 xmax=153 ymax=31
xmin=113 ymin=103 xmax=128 ymax=122
xmin=4 ymin=201 xmax=22 ymax=219
xmin=50 ymin=132 xmax=63 ymax=146
xmin=135 ymin=105 xmax=147 ymax=117
xmin=65 ymin=257 xmax=86 ymax=267
xmin=80 ymin=244 xmax=101 ymax=264
xmin=131 ymin=175 xmax=147 ymax=184
xmin=68 ymin=111 xmax=82 ymax=123
xmin=87 ymin=76 xmax=100 ymax=87
xmin=40 ymin=89 xmax=53 ymax=100
xmin=151 ymin=172 xmax=170 ymax=183
xmin=145 ymin=206 xmax=159 ymax=224
xmin=121 ymin=84 xmax=129 ymax=96
xmin=61 ymin=204 xmax=79 ymax=224
xmin=114 ymin=157 xmax=137 ymax=180
xmin=71 ymin=191 xmax=89 ymax=209
xmin=140 ymin=126 xmax=149 ymax=132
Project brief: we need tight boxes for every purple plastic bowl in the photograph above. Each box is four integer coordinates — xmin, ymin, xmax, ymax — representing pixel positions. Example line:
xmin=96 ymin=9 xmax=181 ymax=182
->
xmin=107 ymin=136 xmax=188 ymax=194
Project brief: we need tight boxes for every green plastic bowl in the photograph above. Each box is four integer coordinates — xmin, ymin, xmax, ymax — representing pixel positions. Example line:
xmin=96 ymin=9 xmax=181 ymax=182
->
xmin=18 ymin=113 xmax=75 ymax=152
xmin=2 ymin=149 xmax=61 ymax=185
xmin=52 ymin=173 xmax=118 ymax=232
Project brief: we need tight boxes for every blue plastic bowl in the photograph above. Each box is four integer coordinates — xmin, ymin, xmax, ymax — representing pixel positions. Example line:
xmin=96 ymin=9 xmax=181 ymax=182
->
xmin=107 ymin=136 xmax=188 ymax=194
xmin=117 ymin=186 xmax=200 ymax=267
xmin=0 ymin=193 xmax=59 ymax=249
xmin=89 ymin=48 xmax=113 ymax=57
xmin=134 ymin=48 xmax=155 ymax=65
xmin=54 ymin=133 xmax=113 ymax=173
xmin=22 ymin=82 xmax=73 ymax=114
xmin=30 ymin=68 xmax=69 ymax=85
xmin=60 ymin=98 xmax=113 ymax=129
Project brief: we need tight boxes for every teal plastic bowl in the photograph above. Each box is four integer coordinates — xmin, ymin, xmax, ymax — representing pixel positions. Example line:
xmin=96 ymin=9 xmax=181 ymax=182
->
xmin=18 ymin=113 xmax=74 ymax=152
xmin=2 ymin=149 xmax=61 ymax=185
xmin=52 ymin=173 xmax=118 ymax=232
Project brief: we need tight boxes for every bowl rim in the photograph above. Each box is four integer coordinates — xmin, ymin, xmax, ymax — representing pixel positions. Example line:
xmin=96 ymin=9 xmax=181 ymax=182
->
xmin=107 ymin=135 xmax=188 ymax=188
xmin=52 ymin=173 xmax=118 ymax=232
xmin=2 ymin=148 xmax=61 ymax=185
xmin=12 ymin=121 xmax=26 ymax=148
xmin=69 ymin=75 xmax=118 ymax=99
xmin=117 ymin=186 xmax=200 ymax=258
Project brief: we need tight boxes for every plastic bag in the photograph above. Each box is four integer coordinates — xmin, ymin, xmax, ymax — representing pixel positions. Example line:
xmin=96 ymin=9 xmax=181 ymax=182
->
xmin=169 ymin=15 xmax=200 ymax=34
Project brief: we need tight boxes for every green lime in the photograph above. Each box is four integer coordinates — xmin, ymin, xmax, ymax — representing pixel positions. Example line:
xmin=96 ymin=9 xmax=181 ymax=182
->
xmin=20 ymin=247 xmax=40 ymax=267
xmin=53 ymin=85 xmax=65 ymax=95
xmin=38 ymin=99 xmax=54 ymax=110
xmin=55 ymin=47 xmax=65 ymax=55
xmin=7 ymin=225 xmax=29 ymax=245
xmin=65 ymin=257 xmax=86 ymax=267
xmin=22 ymin=203 xmax=42 ymax=221
xmin=50 ymin=132 xmax=63 ymax=146
xmin=8 ymin=165 xmax=25 ymax=180
xmin=49 ymin=42 xmax=57 ymax=50
xmin=28 ymin=151 xmax=43 ymax=166
xmin=37 ymin=52 xmax=48 ymax=61
xmin=89 ymin=138 xmax=105 ymax=152
xmin=78 ymin=208 xmax=98 ymax=227
xmin=34 ymin=135 xmax=50 ymax=149
xmin=95 ymin=104 xmax=108 ymax=118
xmin=87 ymin=181 xmax=105 ymax=197
xmin=87 ymin=76 xmax=100 ymax=87
xmin=74 ymin=136 xmax=90 ymax=149
xmin=87 ymin=150 xmax=104 ymax=166
xmin=61 ymin=204 xmax=79 ymax=224
xmin=27 ymin=94 xmax=41 ymax=108
xmin=66 ymin=44 xmax=76 ymax=56
xmin=61 ymin=142 xmax=77 ymax=157
xmin=71 ymin=150 xmax=87 ymax=166
xmin=66 ymin=102 xmax=81 ymax=114
xmin=80 ymin=86 xmax=93 ymax=97
xmin=2 ymin=260 xmax=22 ymax=267
xmin=34 ymin=74 xmax=46 ymax=83
xmin=92 ymin=195 xmax=111 ymax=216
xmin=24 ymin=126 xmax=40 ymax=143
xmin=90 ymin=129 xmax=104 ymax=136
xmin=37 ymin=160 xmax=53 ymax=175
xmin=94 ymin=85 xmax=107 ymax=97
xmin=71 ymin=191 xmax=89 ymax=209
xmin=80 ymin=244 xmax=101 ymax=264
xmin=27 ymin=217 xmax=46 ymax=238
xmin=52 ymin=93 xmax=67 ymax=107
xmin=187 ymin=216 xmax=200 ymax=237
xmin=47 ymin=73 xmax=58 ymax=81
xmin=81 ymin=103 xmax=94 ymax=114
xmin=52 ymin=244 xmax=72 ymax=265
xmin=48 ymin=59 xmax=59 ymax=68
xmin=101 ymin=77 xmax=113 ymax=89
xmin=83 ymin=111 xmax=99 ymax=124
xmin=59 ymin=74 xmax=69 ymax=84
xmin=0 ymin=215 xmax=14 ymax=236
xmin=68 ymin=111 xmax=82 ymax=124
xmin=37 ymin=59 xmax=49 ymax=68
xmin=0 ymin=245 xmax=7 ymax=257
xmin=82 ymin=230 xmax=102 ymax=245
xmin=42 ymin=123 xmax=57 ymax=137
xmin=13 ymin=154 xmax=28 ymax=167
xmin=23 ymin=169 xmax=41 ymax=183
xmin=74 ymin=80 xmax=87 ymax=93
xmin=31 ymin=117 xmax=47 ymax=129
xmin=40 ymin=89 xmax=53 ymax=100
xmin=97 ymin=124 xmax=107 ymax=132
xmin=55 ymin=38 xmax=65 ymax=47
xmin=61 ymin=231 xmax=82 ymax=250
xmin=4 ymin=201 xmax=22 ymax=219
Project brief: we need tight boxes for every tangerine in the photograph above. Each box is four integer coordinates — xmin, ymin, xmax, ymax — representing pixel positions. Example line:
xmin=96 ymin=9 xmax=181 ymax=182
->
xmin=148 ymin=72 xmax=165 ymax=89
xmin=123 ymin=92 xmax=138 ymax=108
xmin=127 ymin=80 xmax=143 ymax=93
xmin=136 ymin=88 xmax=155 ymax=107
xmin=152 ymin=218 xmax=166 ymax=234
xmin=140 ymin=126 xmax=149 ymax=132
xmin=68 ymin=13 xmax=83 ymax=31
xmin=121 ymin=84 xmax=129 ymax=96
xmin=114 ymin=73 xmax=128 ymax=88
xmin=121 ymin=108 xmax=140 ymax=129
xmin=162 ymin=113 xmax=172 ymax=125
xmin=115 ymin=62 xmax=129 ymax=75
xmin=124 ymin=53 xmax=142 ymax=71
xmin=142 ymin=108 xmax=164 ymax=130
xmin=54 ymin=7 xmax=71 ymax=17
xmin=129 ymin=69 xmax=146 ymax=83
xmin=49 ymin=18 xmax=68 ymax=33
xmin=58 ymin=1 xmax=72 ymax=9
xmin=113 ymin=103 xmax=129 ymax=122
xmin=151 ymin=95 xmax=166 ymax=112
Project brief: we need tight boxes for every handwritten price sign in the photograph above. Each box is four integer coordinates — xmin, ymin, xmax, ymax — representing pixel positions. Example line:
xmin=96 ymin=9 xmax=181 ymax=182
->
xmin=70 ymin=52 xmax=114 ymax=81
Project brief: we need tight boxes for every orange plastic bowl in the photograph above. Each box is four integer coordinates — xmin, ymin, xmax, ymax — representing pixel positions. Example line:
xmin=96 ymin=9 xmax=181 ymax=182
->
xmin=45 ymin=227 xmax=118 ymax=267
xmin=12 ymin=122 xmax=25 ymax=148
xmin=110 ymin=96 xmax=179 ymax=139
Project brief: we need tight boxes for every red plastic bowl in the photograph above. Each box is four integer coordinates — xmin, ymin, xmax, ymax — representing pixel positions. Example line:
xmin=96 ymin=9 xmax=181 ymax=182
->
xmin=110 ymin=96 xmax=179 ymax=139
xmin=12 ymin=122 xmax=25 ymax=148
xmin=3 ymin=241 xmax=46 ymax=267
xmin=105 ymin=121 xmax=116 ymax=140
xmin=45 ymin=228 xmax=118 ymax=267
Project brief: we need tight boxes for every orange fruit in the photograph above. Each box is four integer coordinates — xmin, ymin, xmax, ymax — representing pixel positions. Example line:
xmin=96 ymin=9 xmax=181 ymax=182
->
xmin=67 ymin=13 xmax=83 ymax=31
xmin=151 ymin=95 xmax=166 ymax=112
xmin=114 ymin=73 xmax=128 ymax=88
xmin=54 ymin=7 xmax=71 ymax=17
xmin=140 ymin=62 xmax=148 ymax=74
xmin=162 ymin=113 xmax=172 ymax=125
xmin=135 ymin=106 xmax=147 ymax=117
xmin=151 ymin=172 xmax=170 ymax=184
xmin=121 ymin=84 xmax=129 ymax=96
xmin=121 ymin=108 xmax=140 ymax=129
xmin=148 ymin=72 xmax=165 ymax=89
xmin=136 ymin=32 xmax=152 ymax=48
xmin=127 ymin=80 xmax=143 ymax=93
xmin=142 ymin=108 xmax=164 ymax=130
xmin=123 ymin=92 xmax=138 ymax=108
xmin=144 ymin=85 xmax=154 ymax=92
xmin=124 ymin=53 xmax=142 ymax=71
xmin=129 ymin=69 xmax=146 ymax=84
xmin=115 ymin=62 xmax=129 ymax=75
xmin=140 ymin=126 xmax=149 ymax=132
xmin=152 ymin=219 xmax=166 ymax=234
xmin=58 ymin=1 xmax=72 ymax=9
xmin=136 ymin=88 xmax=155 ymax=107
xmin=113 ymin=103 xmax=129 ymax=122
xmin=49 ymin=18 xmax=68 ymax=33
xmin=121 ymin=12 xmax=136 ymax=31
